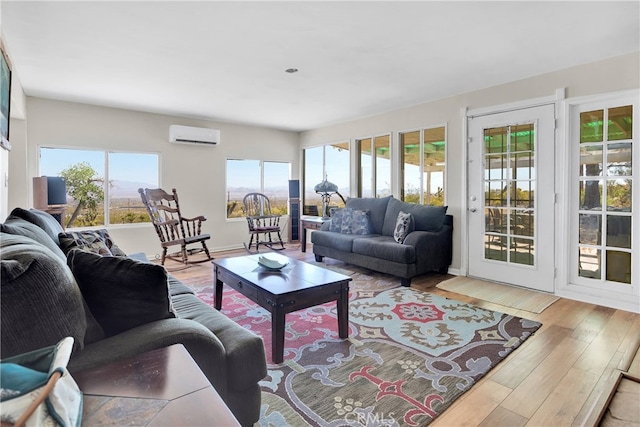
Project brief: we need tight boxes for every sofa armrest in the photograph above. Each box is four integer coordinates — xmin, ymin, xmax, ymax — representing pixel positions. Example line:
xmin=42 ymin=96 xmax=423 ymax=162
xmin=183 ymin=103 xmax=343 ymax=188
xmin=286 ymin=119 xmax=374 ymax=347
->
xmin=68 ymin=318 xmax=226 ymax=390
xmin=403 ymin=223 xmax=453 ymax=272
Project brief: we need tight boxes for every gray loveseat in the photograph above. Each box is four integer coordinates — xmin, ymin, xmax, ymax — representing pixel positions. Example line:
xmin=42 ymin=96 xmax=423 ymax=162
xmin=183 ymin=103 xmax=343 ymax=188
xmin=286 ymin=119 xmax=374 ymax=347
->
xmin=312 ymin=196 xmax=453 ymax=286
xmin=0 ymin=208 xmax=266 ymax=426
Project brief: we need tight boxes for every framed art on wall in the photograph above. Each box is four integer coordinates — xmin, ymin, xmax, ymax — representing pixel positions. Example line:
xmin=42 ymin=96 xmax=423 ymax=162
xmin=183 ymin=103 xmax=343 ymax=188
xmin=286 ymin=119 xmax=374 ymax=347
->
xmin=1 ymin=45 xmax=12 ymax=151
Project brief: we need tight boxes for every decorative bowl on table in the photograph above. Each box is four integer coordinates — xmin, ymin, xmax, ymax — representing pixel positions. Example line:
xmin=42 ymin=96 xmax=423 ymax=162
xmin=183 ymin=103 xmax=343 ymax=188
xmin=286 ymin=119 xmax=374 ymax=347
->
xmin=258 ymin=256 xmax=288 ymax=271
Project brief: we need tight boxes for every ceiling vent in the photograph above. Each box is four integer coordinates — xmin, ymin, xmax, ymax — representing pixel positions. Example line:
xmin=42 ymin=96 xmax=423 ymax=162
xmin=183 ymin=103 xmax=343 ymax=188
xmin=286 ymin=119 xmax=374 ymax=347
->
xmin=169 ymin=125 xmax=220 ymax=146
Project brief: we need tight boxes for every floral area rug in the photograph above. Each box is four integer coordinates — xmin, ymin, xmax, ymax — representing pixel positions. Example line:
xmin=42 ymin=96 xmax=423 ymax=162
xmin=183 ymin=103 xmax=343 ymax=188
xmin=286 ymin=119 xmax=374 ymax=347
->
xmin=193 ymin=274 xmax=541 ymax=426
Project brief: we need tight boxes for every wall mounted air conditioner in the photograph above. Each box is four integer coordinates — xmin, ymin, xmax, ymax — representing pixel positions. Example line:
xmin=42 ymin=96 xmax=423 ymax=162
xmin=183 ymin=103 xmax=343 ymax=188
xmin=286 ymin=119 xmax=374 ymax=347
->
xmin=169 ymin=125 xmax=220 ymax=146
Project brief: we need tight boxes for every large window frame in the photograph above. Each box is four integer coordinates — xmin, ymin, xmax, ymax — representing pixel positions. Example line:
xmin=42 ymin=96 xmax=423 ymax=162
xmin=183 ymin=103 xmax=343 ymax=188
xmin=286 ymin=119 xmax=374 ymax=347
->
xmin=302 ymin=142 xmax=350 ymax=215
xmin=225 ymin=158 xmax=291 ymax=219
xmin=400 ymin=125 xmax=447 ymax=206
xmin=356 ymin=134 xmax=391 ymax=199
xmin=38 ymin=146 xmax=160 ymax=228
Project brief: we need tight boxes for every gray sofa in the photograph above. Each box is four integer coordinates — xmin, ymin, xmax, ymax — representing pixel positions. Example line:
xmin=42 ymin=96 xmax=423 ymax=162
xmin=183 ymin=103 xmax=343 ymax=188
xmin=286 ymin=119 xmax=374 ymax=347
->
xmin=312 ymin=196 xmax=453 ymax=286
xmin=0 ymin=208 xmax=266 ymax=426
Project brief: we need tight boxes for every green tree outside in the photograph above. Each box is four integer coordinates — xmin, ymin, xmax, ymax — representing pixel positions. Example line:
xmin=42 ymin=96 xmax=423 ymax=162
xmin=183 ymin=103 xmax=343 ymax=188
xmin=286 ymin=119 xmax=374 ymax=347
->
xmin=60 ymin=162 xmax=104 ymax=227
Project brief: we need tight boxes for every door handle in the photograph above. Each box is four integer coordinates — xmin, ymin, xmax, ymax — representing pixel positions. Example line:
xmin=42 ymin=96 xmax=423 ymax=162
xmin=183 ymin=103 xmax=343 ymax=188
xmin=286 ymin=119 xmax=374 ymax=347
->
xmin=469 ymin=207 xmax=477 ymax=213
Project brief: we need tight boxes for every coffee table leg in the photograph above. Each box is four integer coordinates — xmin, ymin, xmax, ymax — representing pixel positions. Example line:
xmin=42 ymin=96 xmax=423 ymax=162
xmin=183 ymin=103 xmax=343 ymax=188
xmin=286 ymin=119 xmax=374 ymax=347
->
xmin=272 ymin=309 xmax=285 ymax=364
xmin=214 ymin=276 xmax=223 ymax=310
xmin=337 ymin=285 xmax=349 ymax=338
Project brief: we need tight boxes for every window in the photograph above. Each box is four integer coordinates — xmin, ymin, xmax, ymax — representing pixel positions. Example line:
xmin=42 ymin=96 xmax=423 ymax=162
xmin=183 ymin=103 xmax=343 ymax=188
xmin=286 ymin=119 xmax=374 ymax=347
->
xmin=226 ymin=159 xmax=291 ymax=219
xmin=400 ymin=126 xmax=446 ymax=205
xmin=356 ymin=134 xmax=391 ymax=198
xmin=39 ymin=147 xmax=159 ymax=227
xmin=303 ymin=143 xmax=350 ymax=214
xmin=575 ymin=102 xmax=635 ymax=286
xmin=484 ymin=123 xmax=536 ymax=265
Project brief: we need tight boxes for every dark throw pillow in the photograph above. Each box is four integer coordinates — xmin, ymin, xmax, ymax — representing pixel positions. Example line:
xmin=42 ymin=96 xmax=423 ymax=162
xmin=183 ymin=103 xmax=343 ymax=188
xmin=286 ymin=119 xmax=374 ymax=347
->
xmin=67 ymin=250 xmax=175 ymax=337
xmin=394 ymin=211 xmax=413 ymax=244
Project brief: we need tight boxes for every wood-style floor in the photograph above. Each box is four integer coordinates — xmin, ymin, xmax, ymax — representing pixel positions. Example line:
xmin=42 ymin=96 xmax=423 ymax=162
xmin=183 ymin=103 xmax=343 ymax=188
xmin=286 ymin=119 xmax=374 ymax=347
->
xmin=169 ymin=244 xmax=640 ymax=427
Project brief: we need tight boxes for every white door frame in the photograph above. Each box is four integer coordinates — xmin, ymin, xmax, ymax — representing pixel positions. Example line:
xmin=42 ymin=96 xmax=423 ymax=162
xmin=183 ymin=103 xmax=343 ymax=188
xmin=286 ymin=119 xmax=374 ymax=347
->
xmin=462 ymin=89 xmax=567 ymax=282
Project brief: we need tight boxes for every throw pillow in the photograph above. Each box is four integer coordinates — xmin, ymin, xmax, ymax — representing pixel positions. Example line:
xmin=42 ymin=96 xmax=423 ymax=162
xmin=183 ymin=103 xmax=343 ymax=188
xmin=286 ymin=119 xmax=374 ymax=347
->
xmin=329 ymin=208 xmax=351 ymax=233
xmin=0 ymin=233 xmax=87 ymax=358
xmin=58 ymin=229 xmax=126 ymax=256
xmin=351 ymin=209 xmax=371 ymax=235
xmin=341 ymin=209 xmax=371 ymax=235
xmin=67 ymin=250 xmax=176 ymax=337
xmin=340 ymin=209 xmax=354 ymax=234
xmin=93 ymin=229 xmax=127 ymax=256
xmin=394 ymin=211 xmax=413 ymax=243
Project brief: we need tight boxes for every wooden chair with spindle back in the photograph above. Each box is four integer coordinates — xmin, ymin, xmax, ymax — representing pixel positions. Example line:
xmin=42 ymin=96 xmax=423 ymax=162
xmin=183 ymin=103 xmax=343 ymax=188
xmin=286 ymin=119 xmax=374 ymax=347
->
xmin=242 ymin=192 xmax=285 ymax=253
xmin=138 ymin=187 xmax=212 ymax=265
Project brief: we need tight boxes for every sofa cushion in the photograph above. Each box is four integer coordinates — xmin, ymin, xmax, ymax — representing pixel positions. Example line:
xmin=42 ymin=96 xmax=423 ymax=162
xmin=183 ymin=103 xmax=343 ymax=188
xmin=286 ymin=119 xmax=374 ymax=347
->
xmin=345 ymin=196 xmax=392 ymax=235
xmin=1 ymin=216 xmax=67 ymax=262
xmin=59 ymin=229 xmax=126 ymax=256
xmin=168 ymin=275 xmax=197 ymax=297
xmin=352 ymin=235 xmax=416 ymax=264
xmin=9 ymin=208 xmax=65 ymax=245
xmin=67 ymin=250 xmax=176 ymax=337
xmin=393 ymin=211 xmax=413 ymax=244
xmin=382 ymin=197 xmax=448 ymax=236
xmin=0 ymin=233 xmax=87 ymax=358
xmin=310 ymin=230 xmax=364 ymax=253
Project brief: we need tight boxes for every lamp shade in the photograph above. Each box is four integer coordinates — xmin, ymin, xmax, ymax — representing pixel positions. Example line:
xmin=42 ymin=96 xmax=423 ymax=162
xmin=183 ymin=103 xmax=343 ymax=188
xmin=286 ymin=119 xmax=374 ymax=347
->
xmin=46 ymin=177 xmax=67 ymax=205
xmin=314 ymin=180 xmax=339 ymax=194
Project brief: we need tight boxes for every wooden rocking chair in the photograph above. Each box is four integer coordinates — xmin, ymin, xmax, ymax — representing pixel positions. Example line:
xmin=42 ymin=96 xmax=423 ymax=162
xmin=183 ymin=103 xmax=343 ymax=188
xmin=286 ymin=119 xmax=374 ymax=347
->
xmin=243 ymin=192 xmax=285 ymax=253
xmin=138 ymin=187 xmax=212 ymax=266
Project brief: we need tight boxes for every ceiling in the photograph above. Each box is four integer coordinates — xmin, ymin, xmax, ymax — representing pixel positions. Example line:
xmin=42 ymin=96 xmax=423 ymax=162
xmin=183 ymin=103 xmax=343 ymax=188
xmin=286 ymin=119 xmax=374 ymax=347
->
xmin=2 ymin=1 xmax=639 ymax=132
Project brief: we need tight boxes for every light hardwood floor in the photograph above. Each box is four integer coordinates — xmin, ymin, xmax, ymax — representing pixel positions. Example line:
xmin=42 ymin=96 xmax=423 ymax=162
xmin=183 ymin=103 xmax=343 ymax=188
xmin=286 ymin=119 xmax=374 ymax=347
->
xmin=169 ymin=244 xmax=640 ymax=427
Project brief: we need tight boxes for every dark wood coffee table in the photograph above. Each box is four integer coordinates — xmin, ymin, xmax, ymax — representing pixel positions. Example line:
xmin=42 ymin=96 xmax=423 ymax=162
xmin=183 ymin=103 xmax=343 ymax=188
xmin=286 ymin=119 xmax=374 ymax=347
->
xmin=213 ymin=254 xmax=351 ymax=363
xmin=74 ymin=344 xmax=239 ymax=426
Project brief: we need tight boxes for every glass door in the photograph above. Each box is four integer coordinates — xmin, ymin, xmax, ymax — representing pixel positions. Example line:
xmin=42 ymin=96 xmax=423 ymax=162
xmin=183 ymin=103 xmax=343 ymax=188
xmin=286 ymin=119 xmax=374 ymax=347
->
xmin=468 ymin=105 xmax=555 ymax=292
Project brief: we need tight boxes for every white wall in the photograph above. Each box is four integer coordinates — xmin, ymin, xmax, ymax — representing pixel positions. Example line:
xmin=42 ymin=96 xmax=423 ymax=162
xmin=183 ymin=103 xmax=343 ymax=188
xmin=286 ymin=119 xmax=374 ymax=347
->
xmin=11 ymin=98 xmax=300 ymax=256
xmin=300 ymin=51 xmax=640 ymax=273
xmin=1 ymin=31 xmax=28 ymax=221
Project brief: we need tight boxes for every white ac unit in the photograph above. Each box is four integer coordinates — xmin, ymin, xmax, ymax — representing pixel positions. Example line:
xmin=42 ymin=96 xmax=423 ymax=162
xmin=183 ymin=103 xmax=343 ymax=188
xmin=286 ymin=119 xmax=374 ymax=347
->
xmin=169 ymin=125 xmax=220 ymax=146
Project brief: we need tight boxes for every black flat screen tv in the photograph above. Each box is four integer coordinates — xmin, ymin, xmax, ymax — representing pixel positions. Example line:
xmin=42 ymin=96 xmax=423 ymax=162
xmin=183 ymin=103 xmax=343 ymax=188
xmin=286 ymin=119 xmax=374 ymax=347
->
xmin=1 ymin=47 xmax=12 ymax=151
